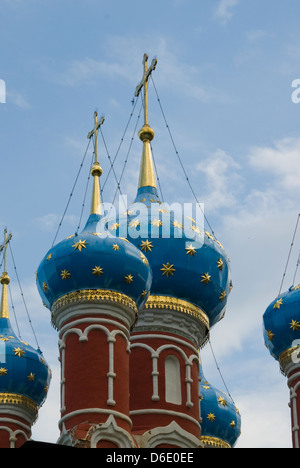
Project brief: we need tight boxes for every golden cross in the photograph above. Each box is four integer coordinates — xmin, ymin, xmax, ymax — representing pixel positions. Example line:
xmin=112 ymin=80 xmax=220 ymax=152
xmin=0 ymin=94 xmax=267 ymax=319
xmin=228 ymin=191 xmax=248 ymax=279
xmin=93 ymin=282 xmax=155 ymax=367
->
xmin=87 ymin=111 xmax=105 ymax=165
xmin=0 ymin=229 xmax=12 ymax=273
xmin=135 ymin=53 xmax=158 ymax=126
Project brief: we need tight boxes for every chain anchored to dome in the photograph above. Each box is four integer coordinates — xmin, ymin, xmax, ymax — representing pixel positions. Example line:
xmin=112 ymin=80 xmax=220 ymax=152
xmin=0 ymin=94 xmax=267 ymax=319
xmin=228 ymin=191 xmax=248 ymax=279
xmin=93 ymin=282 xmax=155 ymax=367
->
xmin=135 ymin=53 xmax=158 ymax=190
xmin=87 ymin=111 xmax=105 ymax=215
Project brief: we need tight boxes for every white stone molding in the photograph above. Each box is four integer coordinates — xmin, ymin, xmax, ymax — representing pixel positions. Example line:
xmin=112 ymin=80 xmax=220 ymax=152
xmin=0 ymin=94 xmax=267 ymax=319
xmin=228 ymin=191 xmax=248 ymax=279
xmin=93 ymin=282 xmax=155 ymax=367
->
xmin=59 ymin=319 xmax=130 ymax=414
xmin=90 ymin=415 xmax=136 ymax=448
xmin=59 ymin=408 xmax=132 ymax=431
xmin=133 ymin=305 xmax=207 ymax=348
xmin=131 ymin=338 xmax=198 ymax=407
xmin=287 ymin=371 xmax=300 ymax=448
xmin=134 ymin=420 xmax=203 ymax=448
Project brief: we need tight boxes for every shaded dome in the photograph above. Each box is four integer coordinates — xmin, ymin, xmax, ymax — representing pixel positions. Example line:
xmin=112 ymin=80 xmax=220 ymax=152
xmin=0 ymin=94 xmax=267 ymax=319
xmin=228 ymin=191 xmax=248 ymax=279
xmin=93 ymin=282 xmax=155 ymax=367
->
xmin=0 ymin=234 xmax=51 ymax=413
xmin=37 ymin=213 xmax=152 ymax=312
xmin=108 ymin=185 xmax=231 ymax=329
xmin=200 ymin=366 xmax=241 ymax=448
xmin=263 ymin=284 xmax=300 ymax=361
xmin=37 ymin=111 xmax=152 ymax=314
xmin=0 ymin=316 xmax=51 ymax=409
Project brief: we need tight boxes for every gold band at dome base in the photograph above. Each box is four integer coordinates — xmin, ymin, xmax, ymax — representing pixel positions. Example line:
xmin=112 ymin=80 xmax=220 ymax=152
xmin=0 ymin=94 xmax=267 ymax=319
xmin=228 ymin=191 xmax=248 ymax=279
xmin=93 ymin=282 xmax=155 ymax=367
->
xmin=279 ymin=346 xmax=300 ymax=370
xmin=144 ymin=295 xmax=209 ymax=330
xmin=52 ymin=289 xmax=138 ymax=315
xmin=201 ymin=436 xmax=231 ymax=449
xmin=0 ymin=392 xmax=38 ymax=413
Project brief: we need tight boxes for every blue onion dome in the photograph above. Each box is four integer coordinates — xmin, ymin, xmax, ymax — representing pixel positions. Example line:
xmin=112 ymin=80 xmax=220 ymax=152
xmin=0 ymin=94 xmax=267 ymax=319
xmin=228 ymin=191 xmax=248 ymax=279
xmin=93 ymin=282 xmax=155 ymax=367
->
xmin=200 ymin=365 xmax=241 ymax=448
xmin=263 ymin=284 xmax=300 ymax=362
xmin=107 ymin=123 xmax=232 ymax=330
xmin=36 ymin=113 xmax=152 ymax=315
xmin=0 ymin=254 xmax=51 ymax=413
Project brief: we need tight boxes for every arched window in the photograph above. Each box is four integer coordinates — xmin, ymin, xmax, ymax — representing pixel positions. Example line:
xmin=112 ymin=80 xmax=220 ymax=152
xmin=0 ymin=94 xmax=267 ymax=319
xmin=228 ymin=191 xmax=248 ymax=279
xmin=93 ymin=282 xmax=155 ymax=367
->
xmin=165 ymin=355 xmax=182 ymax=405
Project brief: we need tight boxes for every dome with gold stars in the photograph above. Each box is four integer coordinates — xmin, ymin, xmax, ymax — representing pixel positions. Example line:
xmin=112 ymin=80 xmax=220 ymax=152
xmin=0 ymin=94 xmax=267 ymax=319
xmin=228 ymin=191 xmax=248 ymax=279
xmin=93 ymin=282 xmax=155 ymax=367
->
xmin=108 ymin=55 xmax=232 ymax=334
xmin=263 ymin=284 xmax=300 ymax=361
xmin=0 ymin=232 xmax=51 ymax=413
xmin=36 ymin=112 xmax=152 ymax=315
xmin=199 ymin=365 xmax=241 ymax=449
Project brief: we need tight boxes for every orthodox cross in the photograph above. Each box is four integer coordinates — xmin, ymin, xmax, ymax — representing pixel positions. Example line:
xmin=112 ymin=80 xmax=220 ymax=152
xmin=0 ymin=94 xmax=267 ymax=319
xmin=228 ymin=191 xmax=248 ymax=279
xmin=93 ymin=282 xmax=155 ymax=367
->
xmin=135 ymin=53 xmax=158 ymax=126
xmin=87 ymin=111 xmax=105 ymax=165
xmin=0 ymin=229 xmax=12 ymax=273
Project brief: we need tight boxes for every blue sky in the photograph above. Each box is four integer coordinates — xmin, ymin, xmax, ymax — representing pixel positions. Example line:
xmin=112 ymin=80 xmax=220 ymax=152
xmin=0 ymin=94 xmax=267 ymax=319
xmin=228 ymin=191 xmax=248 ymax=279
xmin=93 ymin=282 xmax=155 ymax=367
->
xmin=1 ymin=0 xmax=300 ymax=448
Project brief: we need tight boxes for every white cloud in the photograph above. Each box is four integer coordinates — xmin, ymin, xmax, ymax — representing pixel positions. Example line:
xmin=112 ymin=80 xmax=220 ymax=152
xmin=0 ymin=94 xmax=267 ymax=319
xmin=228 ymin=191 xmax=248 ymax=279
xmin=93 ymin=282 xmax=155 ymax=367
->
xmin=248 ymin=137 xmax=300 ymax=193
xmin=6 ymin=89 xmax=30 ymax=109
xmin=214 ymin=0 xmax=240 ymax=24
xmin=196 ymin=149 xmax=242 ymax=213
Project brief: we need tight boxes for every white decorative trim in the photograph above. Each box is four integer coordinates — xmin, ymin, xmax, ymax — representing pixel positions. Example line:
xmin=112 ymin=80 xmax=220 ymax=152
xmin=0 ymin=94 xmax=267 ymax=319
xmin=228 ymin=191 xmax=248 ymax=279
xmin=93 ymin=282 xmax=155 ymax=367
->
xmin=130 ymin=340 xmax=198 ymax=407
xmin=135 ymin=420 xmax=203 ymax=448
xmin=133 ymin=305 xmax=207 ymax=348
xmin=129 ymin=408 xmax=200 ymax=429
xmin=287 ymin=372 xmax=300 ymax=448
xmin=59 ymin=408 xmax=133 ymax=429
xmin=0 ymin=424 xmax=30 ymax=448
xmin=131 ymin=332 xmax=199 ymax=354
xmin=90 ymin=415 xmax=136 ymax=448
xmin=59 ymin=316 xmax=130 ymax=415
xmin=53 ymin=299 xmax=136 ymax=332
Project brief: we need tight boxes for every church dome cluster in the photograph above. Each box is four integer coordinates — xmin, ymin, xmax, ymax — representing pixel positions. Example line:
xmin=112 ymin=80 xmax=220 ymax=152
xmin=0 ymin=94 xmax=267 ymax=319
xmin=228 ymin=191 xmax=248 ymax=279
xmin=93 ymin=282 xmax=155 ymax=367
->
xmin=34 ymin=55 xmax=241 ymax=448
xmin=263 ymin=284 xmax=300 ymax=361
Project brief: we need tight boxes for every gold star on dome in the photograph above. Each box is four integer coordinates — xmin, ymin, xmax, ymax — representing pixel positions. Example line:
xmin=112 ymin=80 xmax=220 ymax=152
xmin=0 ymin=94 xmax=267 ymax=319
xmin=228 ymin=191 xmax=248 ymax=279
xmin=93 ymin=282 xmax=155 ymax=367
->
xmin=218 ymin=396 xmax=228 ymax=407
xmin=173 ymin=221 xmax=183 ymax=229
xmin=112 ymin=244 xmax=120 ymax=251
xmin=219 ymin=291 xmax=226 ymax=302
xmin=129 ymin=219 xmax=140 ymax=228
xmin=266 ymin=329 xmax=275 ymax=341
xmin=13 ymin=347 xmax=25 ymax=358
xmin=0 ymin=368 xmax=7 ymax=376
xmin=44 ymin=385 xmax=49 ymax=393
xmin=217 ymin=259 xmax=224 ymax=271
xmin=46 ymin=253 xmax=52 ymax=261
xmin=140 ymin=240 xmax=153 ymax=253
xmin=273 ymin=298 xmax=283 ymax=309
xmin=72 ymin=239 xmax=88 ymax=252
xmin=202 ymin=385 xmax=210 ymax=390
xmin=185 ymin=244 xmax=197 ymax=256
xmin=42 ymin=282 xmax=48 ymax=292
xmin=230 ymin=421 xmax=236 ymax=428
xmin=92 ymin=266 xmax=103 ymax=277
xmin=109 ymin=223 xmax=120 ymax=231
xmin=151 ymin=219 xmax=162 ymax=227
xmin=27 ymin=373 xmax=35 ymax=382
xmin=0 ymin=337 xmax=9 ymax=342
xmin=207 ymin=413 xmax=216 ymax=422
xmin=290 ymin=320 xmax=300 ymax=331
xmin=61 ymin=270 xmax=71 ymax=280
xmin=140 ymin=252 xmax=148 ymax=265
xmin=191 ymin=225 xmax=202 ymax=235
xmin=201 ymin=273 xmax=211 ymax=285
xmin=141 ymin=290 xmax=148 ymax=298
xmin=161 ymin=262 xmax=176 ymax=277
xmin=124 ymin=274 xmax=134 ymax=284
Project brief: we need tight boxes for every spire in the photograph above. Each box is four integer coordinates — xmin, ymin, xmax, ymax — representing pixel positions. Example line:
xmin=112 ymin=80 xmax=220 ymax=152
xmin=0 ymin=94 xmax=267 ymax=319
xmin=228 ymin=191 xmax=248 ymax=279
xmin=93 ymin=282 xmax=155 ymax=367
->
xmin=135 ymin=53 xmax=158 ymax=190
xmin=87 ymin=111 xmax=105 ymax=215
xmin=0 ymin=229 xmax=12 ymax=319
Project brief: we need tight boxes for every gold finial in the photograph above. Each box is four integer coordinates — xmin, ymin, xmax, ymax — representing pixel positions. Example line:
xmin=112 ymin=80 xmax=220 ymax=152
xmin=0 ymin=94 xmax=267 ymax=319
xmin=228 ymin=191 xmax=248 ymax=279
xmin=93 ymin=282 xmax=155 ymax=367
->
xmin=135 ymin=53 xmax=158 ymax=190
xmin=87 ymin=111 xmax=105 ymax=215
xmin=0 ymin=229 xmax=12 ymax=319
